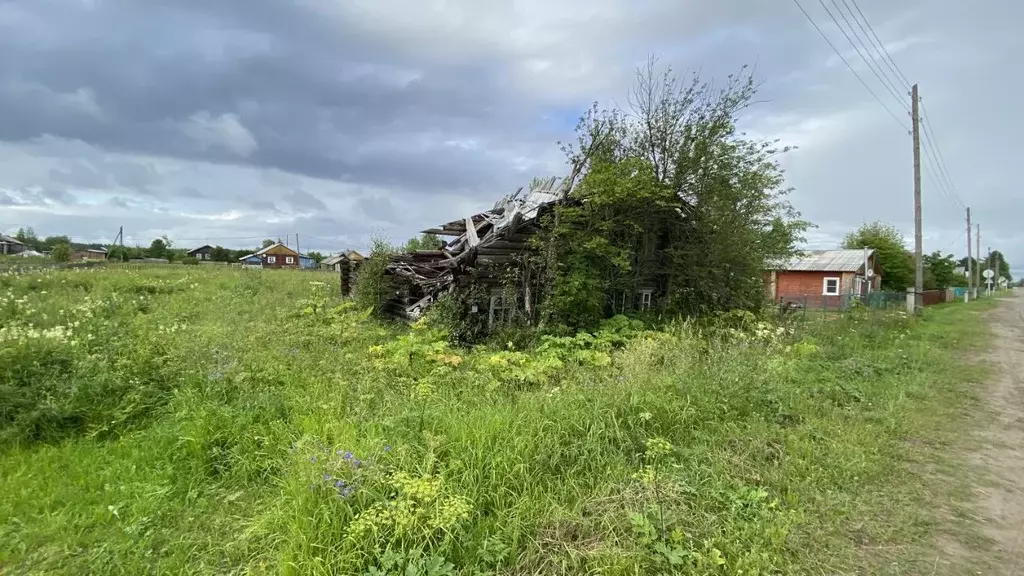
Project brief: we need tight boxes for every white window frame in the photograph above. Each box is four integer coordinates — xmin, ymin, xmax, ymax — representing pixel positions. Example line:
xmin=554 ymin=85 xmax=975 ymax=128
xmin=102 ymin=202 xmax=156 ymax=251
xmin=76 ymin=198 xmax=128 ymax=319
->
xmin=822 ymin=277 xmax=840 ymax=296
xmin=638 ymin=289 xmax=653 ymax=311
xmin=267 ymin=255 xmax=276 ymax=264
xmin=285 ymin=256 xmax=295 ymax=264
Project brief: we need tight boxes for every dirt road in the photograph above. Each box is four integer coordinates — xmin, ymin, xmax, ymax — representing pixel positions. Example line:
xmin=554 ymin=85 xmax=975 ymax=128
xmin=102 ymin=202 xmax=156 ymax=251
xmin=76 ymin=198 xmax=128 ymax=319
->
xmin=948 ymin=295 xmax=1024 ymax=573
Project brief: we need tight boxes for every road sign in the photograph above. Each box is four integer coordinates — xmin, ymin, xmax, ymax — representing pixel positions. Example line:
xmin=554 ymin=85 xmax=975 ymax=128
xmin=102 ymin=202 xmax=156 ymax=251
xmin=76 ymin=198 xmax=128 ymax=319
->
xmin=983 ymin=269 xmax=995 ymax=279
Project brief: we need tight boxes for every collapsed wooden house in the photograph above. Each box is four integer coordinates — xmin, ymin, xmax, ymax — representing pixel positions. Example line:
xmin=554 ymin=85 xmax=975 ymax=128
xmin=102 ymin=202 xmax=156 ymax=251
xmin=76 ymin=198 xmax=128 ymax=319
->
xmin=378 ymin=177 xmax=568 ymax=326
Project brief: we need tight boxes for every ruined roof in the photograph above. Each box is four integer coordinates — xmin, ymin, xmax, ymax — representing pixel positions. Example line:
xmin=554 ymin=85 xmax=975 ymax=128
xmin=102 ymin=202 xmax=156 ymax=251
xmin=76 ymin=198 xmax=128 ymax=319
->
xmin=382 ymin=176 xmax=569 ymax=320
xmin=776 ymin=249 xmax=875 ymax=272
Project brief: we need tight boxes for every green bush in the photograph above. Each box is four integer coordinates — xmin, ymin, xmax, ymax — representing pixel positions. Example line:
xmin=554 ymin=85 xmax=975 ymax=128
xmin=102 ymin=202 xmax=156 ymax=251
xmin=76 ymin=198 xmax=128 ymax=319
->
xmin=181 ymin=256 xmax=199 ymax=265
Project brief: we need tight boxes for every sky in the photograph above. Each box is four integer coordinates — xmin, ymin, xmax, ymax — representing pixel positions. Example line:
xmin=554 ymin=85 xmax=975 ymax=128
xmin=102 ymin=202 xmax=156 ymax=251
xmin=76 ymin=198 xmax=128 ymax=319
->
xmin=0 ymin=0 xmax=1021 ymax=277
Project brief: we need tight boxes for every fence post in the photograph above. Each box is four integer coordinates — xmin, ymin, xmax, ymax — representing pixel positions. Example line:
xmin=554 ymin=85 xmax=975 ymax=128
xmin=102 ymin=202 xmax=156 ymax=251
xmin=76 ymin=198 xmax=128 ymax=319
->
xmin=906 ymin=287 xmax=915 ymax=314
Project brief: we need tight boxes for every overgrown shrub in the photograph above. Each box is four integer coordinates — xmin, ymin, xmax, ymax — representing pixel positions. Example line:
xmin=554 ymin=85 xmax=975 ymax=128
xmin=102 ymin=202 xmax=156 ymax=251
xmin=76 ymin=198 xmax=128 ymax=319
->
xmin=353 ymin=237 xmax=399 ymax=315
xmin=181 ymin=256 xmax=199 ymax=265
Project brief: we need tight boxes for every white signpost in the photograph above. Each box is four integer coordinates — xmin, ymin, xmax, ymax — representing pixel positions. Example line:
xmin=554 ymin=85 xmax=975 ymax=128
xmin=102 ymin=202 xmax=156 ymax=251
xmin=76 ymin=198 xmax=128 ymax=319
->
xmin=983 ymin=269 xmax=995 ymax=294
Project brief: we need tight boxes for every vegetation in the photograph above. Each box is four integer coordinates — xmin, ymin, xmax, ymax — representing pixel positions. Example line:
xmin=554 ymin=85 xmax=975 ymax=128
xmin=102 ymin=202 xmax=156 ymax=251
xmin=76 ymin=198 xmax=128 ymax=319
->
xmin=50 ymin=242 xmax=71 ymax=263
xmin=842 ymin=221 xmax=914 ymax=291
xmin=923 ymin=251 xmax=960 ymax=290
xmin=354 ymin=236 xmax=400 ymax=313
xmin=0 ymin=266 xmax=994 ymax=574
xmin=404 ymin=233 xmax=443 ymax=253
xmin=526 ymin=61 xmax=807 ymax=331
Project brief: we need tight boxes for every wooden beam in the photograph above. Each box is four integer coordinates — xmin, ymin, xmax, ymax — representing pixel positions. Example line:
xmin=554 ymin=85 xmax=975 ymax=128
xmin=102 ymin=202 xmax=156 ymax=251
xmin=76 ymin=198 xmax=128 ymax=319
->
xmin=465 ymin=217 xmax=480 ymax=247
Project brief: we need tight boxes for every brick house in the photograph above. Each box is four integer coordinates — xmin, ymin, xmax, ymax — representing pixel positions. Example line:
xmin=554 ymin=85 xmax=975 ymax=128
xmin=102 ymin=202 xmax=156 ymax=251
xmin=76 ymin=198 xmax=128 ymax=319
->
xmin=765 ymin=249 xmax=881 ymax=309
xmin=254 ymin=242 xmax=300 ymax=268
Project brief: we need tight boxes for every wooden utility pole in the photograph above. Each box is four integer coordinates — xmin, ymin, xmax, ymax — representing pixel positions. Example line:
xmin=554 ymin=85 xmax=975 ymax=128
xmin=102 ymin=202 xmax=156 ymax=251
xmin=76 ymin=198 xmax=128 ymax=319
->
xmin=911 ymin=84 xmax=923 ymax=312
xmin=966 ymin=208 xmax=972 ymax=301
xmin=976 ymin=223 xmax=981 ymax=297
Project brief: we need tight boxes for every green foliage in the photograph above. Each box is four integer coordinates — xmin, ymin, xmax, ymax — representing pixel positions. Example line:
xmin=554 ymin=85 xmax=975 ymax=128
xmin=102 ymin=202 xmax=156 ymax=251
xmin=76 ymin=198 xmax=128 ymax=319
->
xmin=50 ymin=242 xmax=71 ymax=263
xmin=404 ymin=233 xmax=442 ymax=253
xmin=147 ymin=238 xmax=168 ymax=259
xmin=536 ymin=61 xmax=807 ymax=330
xmin=842 ymin=222 xmax=914 ymax=290
xmin=306 ymin=251 xmax=325 ymax=264
xmin=354 ymin=237 xmax=399 ymax=315
xmin=181 ymin=257 xmax=199 ymax=266
xmin=209 ymin=246 xmax=233 ymax=262
xmin=261 ymin=239 xmax=276 ymax=248
xmin=924 ymin=251 xmax=960 ymax=289
xmin=0 ymin=231 xmax=997 ymax=574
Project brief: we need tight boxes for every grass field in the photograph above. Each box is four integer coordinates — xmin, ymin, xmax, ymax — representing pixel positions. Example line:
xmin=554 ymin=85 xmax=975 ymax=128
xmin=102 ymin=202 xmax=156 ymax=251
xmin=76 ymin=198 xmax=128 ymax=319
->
xmin=0 ymin=266 xmax=994 ymax=575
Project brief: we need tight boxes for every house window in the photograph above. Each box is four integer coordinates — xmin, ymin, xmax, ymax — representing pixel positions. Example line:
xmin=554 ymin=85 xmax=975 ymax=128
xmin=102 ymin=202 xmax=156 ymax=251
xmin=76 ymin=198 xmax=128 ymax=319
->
xmin=489 ymin=290 xmax=515 ymax=330
xmin=823 ymin=277 xmax=840 ymax=295
xmin=638 ymin=289 xmax=653 ymax=311
xmin=286 ymin=256 xmax=294 ymax=264
xmin=267 ymin=256 xmax=276 ymax=264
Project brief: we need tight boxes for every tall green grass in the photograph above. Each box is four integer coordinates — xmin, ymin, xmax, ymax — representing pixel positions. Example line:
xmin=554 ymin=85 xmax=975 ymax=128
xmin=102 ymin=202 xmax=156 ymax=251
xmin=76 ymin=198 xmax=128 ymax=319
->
xmin=0 ymin=267 xmax=992 ymax=574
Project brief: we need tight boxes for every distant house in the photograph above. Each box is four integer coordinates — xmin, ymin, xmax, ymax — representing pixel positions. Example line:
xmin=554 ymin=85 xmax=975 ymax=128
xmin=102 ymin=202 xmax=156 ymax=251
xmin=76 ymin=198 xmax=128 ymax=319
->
xmin=238 ymin=253 xmax=262 ymax=266
xmin=766 ymin=249 xmax=881 ymax=309
xmin=71 ymin=248 xmax=108 ymax=261
xmin=0 ymin=234 xmax=25 ymax=255
xmin=321 ymin=250 xmax=365 ymax=272
xmin=187 ymin=245 xmax=213 ymax=261
xmin=254 ymin=242 xmax=300 ymax=268
xmin=299 ymin=255 xmax=317 ymax=269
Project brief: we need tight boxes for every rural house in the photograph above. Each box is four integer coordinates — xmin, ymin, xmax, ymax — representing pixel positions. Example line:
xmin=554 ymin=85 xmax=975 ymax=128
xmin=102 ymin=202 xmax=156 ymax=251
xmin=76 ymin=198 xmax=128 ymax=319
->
xmin=254 ymin=242 xmax=300 ymax=268
xmin=369 ymin=179 xmax=563 ymax=324
xmin=0 ymin=234 xmax=25 ymax=255
xmin=70 ymin=248 xmax=108 ymax=261
xmin=321 ymin=250 xmax=365 ymax=272
xmin=187 ymin=245 xmax=213 ymax=260
xmin=766 ymin=249 xmax=881 ymax=309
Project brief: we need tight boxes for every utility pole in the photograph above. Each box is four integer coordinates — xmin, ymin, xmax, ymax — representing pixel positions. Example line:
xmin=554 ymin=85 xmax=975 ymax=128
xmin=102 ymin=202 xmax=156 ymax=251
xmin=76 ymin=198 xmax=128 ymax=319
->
xmin=988 ymin=246 xmax=993 ymax=296
xmin=976 ymin=223 xmax=981 ymax=298
xmin=966 ymin=208 xmax=972 ymax=302
xmin=296 ymin=234 xmax=301 ymax=260
xmin=911 ymin=84 xmax=923 ymax=312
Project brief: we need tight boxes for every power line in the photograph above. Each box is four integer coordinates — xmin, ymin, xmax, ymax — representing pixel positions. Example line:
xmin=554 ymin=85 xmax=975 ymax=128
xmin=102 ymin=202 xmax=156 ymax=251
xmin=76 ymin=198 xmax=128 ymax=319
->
xmin=845 ymin=0 xmax=913 ymax=88
xmin=791 ymin=0 xmax=910 ymax=130
xmin=822 ymin=0 xmax=906 ymax=105
xmin=942 ymin=229 xmax=966 ymax=251
xmin=919 ymin=105 xmax=966 ymax=207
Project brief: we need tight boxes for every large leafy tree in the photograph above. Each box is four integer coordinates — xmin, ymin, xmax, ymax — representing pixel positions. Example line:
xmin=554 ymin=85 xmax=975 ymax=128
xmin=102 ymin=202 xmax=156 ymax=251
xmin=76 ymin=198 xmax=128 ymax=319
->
xmin=535 ymin=58 xmax=808 ymax=329
xmin=923 ymin=251 xmax=960 ymax=289
xmin=147 ymin=238 xmax=168 ymax=259
xmin=841 ymin=222 xmax=914 ymax=291
xmin=51 ymin=242 xmax=71 ymax=263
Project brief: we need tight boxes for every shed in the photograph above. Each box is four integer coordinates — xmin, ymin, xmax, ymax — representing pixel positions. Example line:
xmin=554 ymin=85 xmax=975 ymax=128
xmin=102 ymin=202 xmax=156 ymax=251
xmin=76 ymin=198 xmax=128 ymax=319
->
xmin=766 ymin=249 xmax=881 ymax=309
xmin=0 ymin=234 xmax=25 ymax=255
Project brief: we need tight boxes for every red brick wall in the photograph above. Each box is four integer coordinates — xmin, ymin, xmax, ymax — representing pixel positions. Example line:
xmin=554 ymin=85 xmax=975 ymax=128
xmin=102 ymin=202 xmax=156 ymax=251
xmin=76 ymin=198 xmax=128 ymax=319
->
xmin=776 ymin=271 xmax=844 ymax=309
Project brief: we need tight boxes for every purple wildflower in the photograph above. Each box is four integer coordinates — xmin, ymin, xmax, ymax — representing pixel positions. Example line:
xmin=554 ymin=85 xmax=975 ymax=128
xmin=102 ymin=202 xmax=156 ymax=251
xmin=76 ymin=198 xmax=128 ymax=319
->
xmin=383 ymin=445 xmax=392 ymax=452
xmin=323 ymin=473 xmax=332 ymax=481
xmin=343 ymin=451 xmax=353 ymax=460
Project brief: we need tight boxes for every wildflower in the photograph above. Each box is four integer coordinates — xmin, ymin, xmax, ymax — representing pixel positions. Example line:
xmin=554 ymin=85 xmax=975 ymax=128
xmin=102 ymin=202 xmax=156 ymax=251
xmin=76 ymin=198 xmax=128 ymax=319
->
xmin=310 ymin=455 xmax=317 ymax=463
xmin=334 ymin=479 xmax=346 ymax=488
xmin=323 ymin=473 xmax=332 ymax=481
xmin=639 ymin=412 xmax=653 ymax=421
xmin=343 ymin=451 xmax=353 ymax=460
xmin=384 ymin=445 xmax=392 ymax=452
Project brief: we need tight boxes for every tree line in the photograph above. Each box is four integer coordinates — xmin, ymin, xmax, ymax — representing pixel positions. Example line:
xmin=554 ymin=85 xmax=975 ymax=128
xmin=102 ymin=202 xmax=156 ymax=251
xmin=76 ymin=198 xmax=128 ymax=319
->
xmin=842 ymin=221 xmax=1013 ymax=291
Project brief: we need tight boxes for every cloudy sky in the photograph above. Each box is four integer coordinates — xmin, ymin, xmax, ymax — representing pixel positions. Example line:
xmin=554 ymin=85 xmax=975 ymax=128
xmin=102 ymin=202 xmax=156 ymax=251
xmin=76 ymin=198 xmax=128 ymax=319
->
xmin=1 ymin=0 xmax=1020 ymax=276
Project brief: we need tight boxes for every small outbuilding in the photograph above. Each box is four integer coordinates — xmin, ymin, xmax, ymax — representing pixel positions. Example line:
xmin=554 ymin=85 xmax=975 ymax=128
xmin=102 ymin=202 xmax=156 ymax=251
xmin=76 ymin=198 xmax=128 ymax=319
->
xmin=766 ymin=249 xmax=881 ymax=309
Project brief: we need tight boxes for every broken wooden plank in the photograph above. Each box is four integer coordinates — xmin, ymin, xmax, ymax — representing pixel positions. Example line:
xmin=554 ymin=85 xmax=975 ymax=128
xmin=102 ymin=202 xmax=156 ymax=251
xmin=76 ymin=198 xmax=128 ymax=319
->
xmin=465 ymin=217 xmax=480 ymax=248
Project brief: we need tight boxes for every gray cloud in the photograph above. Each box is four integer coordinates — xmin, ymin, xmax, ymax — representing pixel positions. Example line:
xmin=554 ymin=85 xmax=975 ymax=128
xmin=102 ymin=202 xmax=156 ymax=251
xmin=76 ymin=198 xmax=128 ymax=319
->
xmin=0 ymin=0 xmax=1020 ymax=275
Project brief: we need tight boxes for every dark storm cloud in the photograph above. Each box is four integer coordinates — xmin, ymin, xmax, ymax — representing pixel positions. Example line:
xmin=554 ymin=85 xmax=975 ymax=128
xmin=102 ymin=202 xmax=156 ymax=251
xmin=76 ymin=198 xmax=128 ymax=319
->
xmin=0 ymin=0 xmax=553 ymax=196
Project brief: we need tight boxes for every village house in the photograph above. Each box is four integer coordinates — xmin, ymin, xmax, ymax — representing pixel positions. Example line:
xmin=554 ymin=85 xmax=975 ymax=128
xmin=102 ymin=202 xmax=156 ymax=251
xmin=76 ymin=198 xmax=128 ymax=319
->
xmin=187 ymin=245 xmax=213 ymax=260
xmin=765 ymin=249 xmax=881 ymax=309
xmin=0 ymin=234 xmax=25 ymax=255
xmin=254 ymin=242 xmax=300 ymax=268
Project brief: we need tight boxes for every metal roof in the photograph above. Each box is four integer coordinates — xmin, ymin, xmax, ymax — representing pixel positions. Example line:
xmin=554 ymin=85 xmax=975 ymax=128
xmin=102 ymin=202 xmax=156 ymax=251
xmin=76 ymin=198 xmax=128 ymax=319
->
xmin=777 ymin=249 xmax=874 ymax=272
